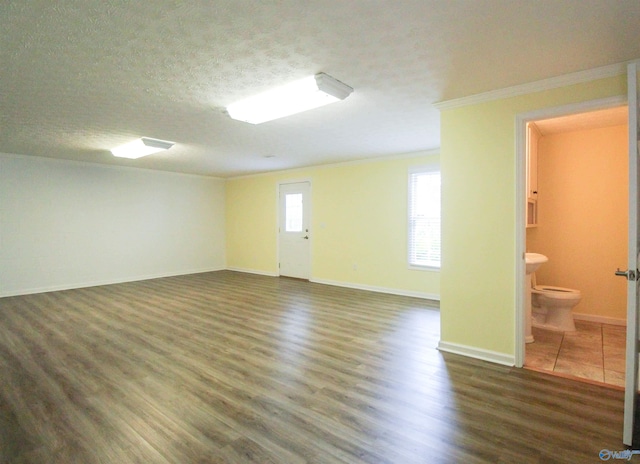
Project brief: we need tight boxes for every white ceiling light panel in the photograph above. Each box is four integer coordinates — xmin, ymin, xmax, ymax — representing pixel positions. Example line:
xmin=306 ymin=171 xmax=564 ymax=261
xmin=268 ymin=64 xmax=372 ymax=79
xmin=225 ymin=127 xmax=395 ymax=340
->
xmin=226 ymin=73 xmax=353 ymax=124
xmin=111 ymin=137 xmax=175 ymax=159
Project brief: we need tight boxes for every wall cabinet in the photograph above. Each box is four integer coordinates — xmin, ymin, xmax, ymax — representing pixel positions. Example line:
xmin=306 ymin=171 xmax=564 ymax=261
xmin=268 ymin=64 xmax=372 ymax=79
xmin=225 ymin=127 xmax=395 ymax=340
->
xmin=526 ymin=123 xmax=540 ymax=227
xmin=527 ymin=198 xmax=537 ymax=227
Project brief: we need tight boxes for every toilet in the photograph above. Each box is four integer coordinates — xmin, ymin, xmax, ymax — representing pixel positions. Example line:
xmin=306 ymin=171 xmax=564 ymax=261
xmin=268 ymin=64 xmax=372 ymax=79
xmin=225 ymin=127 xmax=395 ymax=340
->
xmin=531 ymin=274 xmax=580 ymax=332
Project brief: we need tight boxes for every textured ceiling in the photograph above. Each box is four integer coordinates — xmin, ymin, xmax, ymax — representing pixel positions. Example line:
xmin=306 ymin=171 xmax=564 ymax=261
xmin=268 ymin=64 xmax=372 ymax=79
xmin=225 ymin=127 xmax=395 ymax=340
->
xmin=2 ymin=1 xmax=640 ymax=177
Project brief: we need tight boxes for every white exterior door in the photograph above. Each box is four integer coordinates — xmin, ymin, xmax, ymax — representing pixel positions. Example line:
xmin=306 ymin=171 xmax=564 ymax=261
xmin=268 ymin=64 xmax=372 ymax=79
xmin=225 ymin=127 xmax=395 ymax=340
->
xmin=278 ymin=182 xmax=311 ymax=279
xmin=623 ymin=61 xmax=640 ymax=446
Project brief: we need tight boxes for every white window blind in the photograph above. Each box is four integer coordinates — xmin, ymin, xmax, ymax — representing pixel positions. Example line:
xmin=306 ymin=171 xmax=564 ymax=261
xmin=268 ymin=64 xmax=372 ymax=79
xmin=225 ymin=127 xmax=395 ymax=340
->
xmin=408 ymin=168 xmax=441 ymax=268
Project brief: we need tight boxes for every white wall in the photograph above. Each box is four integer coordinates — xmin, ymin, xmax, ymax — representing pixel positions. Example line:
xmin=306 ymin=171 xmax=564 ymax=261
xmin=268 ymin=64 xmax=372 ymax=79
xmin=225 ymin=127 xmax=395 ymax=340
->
xmin=0 ymin=153 xmax=226 ymax=296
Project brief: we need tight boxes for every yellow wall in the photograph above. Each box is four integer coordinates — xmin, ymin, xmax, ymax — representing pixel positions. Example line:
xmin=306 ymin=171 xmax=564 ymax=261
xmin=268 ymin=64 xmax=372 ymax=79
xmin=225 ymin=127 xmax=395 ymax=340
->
xmin=527 ymin=124 xmax=628 ymax=321
xmin=440 ymin=75 xmax=627 ymax=357
xmin=226 ymin=154 xmax=440 ymax=298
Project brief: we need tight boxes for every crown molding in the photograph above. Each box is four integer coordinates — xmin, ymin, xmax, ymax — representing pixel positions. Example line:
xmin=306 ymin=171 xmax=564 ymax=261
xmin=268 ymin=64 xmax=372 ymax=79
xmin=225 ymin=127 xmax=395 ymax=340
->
xmin=0 ymin=152 xmax=226 ymax=180
xmin=228 ymin=148 xmax=440 ymax=180
xmin=433 ymin=62 xmax=628 ymax=111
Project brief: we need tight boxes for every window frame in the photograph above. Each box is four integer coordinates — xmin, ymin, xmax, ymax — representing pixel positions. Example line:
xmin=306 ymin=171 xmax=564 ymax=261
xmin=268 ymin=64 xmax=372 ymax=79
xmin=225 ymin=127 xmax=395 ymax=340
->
xmin=407 ymin=165 xmax=441 ymax=271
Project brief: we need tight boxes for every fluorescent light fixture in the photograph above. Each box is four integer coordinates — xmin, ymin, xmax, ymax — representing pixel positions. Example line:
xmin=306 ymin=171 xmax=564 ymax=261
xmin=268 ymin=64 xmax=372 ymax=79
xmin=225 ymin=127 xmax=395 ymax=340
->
xmin=226 ymin=73 xmax=353 ymax=124
xmin=111 ymin=137 xmax=175 ymax=159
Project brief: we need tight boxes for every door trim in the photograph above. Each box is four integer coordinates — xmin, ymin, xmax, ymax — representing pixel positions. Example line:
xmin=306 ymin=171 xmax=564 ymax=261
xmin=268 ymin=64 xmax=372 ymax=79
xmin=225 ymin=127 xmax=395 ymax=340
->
xmin=514 ymin=95 xmax=627 ymax=367
xmin=623 ymin=60 xmax=640 ymax=447
xmin=277 ymin=179 xmax=312 ymax=278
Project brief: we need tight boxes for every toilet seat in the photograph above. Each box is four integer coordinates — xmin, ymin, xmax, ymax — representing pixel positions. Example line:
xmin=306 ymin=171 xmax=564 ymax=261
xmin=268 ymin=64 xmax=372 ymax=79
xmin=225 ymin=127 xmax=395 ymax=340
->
xmin=532 ymin=285 xmax=580 ymax=300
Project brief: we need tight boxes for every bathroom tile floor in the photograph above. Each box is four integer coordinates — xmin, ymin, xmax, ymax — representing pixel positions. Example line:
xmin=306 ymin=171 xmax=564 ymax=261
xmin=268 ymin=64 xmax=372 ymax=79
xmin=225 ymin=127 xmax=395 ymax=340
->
xmin=525 ymin=320 xmax=626 ymax=387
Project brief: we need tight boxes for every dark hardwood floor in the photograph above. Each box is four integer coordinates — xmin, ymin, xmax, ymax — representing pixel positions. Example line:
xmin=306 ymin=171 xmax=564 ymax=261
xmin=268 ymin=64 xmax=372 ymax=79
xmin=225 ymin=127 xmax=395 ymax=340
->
xmin=0 ymin=271 xmax=630 ymax=463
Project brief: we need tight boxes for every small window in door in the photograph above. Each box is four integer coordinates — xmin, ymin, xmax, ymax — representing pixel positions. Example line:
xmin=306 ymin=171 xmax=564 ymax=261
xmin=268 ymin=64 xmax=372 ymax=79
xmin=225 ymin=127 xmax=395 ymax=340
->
xmin=285 ymin=193 xmax=303 ymax=232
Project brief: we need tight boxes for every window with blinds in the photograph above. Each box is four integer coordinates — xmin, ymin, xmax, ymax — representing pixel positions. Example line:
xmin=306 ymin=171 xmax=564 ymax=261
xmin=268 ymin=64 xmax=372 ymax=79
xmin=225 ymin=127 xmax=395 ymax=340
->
xmin=408 ymin=167 xmax=441 ymax=269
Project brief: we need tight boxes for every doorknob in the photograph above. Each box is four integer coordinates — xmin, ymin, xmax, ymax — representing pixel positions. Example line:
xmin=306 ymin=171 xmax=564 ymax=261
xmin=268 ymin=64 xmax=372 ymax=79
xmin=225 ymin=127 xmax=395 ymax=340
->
xmin=615 ymin=268 xmax=638 ymax=281
xmin=303 ymin=235 xmax=309 ymax=239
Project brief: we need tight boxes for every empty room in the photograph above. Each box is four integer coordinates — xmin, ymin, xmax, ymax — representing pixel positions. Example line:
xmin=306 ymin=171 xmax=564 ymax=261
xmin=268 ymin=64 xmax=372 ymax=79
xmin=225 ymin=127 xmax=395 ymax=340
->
xmin=2 ymin=1 xmax=640 ymax=462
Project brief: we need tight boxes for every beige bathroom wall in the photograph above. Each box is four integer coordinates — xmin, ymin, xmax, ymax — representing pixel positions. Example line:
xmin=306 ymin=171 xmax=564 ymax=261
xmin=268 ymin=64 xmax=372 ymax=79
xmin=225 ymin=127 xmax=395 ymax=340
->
xmin=527 ymin=123 xmax=628 ymax=322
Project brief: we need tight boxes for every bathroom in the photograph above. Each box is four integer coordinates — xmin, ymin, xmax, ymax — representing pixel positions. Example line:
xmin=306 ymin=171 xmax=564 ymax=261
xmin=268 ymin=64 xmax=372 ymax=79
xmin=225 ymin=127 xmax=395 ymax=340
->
xmin=524 ymin=106 xmax=628 ymax=387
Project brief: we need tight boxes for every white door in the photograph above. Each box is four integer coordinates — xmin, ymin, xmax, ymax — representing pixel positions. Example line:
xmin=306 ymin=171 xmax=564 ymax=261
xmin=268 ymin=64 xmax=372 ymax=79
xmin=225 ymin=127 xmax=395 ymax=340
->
xmin=278 ymin=182 xmax=311 ymax=279
xmin=623 ymin=61 xmax=640 ymax=446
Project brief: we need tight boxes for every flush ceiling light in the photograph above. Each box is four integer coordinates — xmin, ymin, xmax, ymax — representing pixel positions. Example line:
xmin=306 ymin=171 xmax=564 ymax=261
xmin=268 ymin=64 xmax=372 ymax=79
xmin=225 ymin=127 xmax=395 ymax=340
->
xmin=111 ymin=137 xmax=175 ymax=159
xmin=226 ymin=73 xmax=354 ymax=124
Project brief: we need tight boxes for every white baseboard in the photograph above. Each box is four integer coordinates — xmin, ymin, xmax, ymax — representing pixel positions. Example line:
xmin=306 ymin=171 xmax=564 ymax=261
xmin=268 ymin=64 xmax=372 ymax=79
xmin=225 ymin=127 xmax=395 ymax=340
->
xmin=225 ymin=267 xmax=278 ymax=277
xmin=223 ymin=271 xmax=439 ymax=302
xmin=0 ymin=267 xmax=226 ymax=298
xmin=572 ymin=312 xmax=626 ymax=326
xmin=437 ymin=341 xmax=515 ymax=366
xmin=309 ymin=277 xmax=439 ymax=302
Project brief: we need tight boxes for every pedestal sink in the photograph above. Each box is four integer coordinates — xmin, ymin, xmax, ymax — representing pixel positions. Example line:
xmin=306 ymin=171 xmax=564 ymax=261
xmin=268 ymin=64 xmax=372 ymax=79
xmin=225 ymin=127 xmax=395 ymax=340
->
xmin=525 ymin=253 xmax=548 ymax=343
xmin=526 ymin=253 xmax=548 ymax=274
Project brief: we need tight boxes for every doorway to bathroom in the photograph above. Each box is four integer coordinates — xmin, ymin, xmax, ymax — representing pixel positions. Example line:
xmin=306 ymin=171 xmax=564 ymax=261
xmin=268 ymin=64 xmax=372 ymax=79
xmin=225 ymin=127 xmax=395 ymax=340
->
xmin=523 ymin=105 xmax=629 ymax=387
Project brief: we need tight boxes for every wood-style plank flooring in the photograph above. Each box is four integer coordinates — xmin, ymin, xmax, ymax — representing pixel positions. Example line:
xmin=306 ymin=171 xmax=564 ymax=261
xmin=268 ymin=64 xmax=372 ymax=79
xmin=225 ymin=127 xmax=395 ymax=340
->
xmin=0 ymin=271 xmax=631 ymax=463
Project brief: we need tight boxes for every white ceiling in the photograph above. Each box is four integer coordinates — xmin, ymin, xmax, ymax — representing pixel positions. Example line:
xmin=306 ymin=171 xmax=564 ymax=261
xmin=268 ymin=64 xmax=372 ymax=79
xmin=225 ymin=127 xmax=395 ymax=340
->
xmin=2 ymin=1 xmax=640 ymax=178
